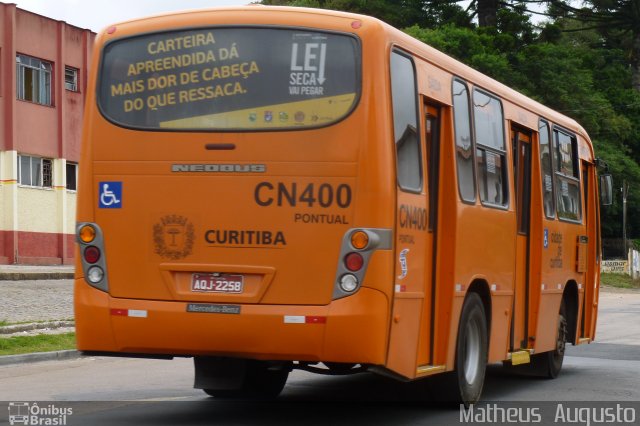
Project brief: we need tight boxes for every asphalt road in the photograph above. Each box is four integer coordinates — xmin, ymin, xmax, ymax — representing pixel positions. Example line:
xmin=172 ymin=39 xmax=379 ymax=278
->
xmin=1 ymin=289 xmax=639 ymax=426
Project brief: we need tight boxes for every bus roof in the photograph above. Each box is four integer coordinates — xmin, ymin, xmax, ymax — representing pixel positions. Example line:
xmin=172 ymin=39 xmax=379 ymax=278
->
xmin=99 ymin=5 xmax=592 ymax=151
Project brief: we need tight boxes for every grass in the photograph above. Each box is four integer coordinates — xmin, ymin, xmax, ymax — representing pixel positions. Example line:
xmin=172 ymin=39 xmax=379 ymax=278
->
xmin=601 ymin=273 xmax=640 ymax=289
xmin=0 ymin=333 xmax=76 ymax=356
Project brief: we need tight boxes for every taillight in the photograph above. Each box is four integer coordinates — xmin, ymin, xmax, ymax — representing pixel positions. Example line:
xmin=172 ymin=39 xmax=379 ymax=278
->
xmin=344 ymin=252 xmax=364 ymax=271
xmin=76 ymin=222 xmax=108 ymax=292
xmin=350 ymin=230 xmax=369 ymax=250
xmin=333 ymin=228 xmax=393 ymax=300
xmin=87 ymin=266 xmax=104 ymax=284
xmin=79 ymin=224 xmax=96 ymax=243
xmin=84 ymin=246 xmax=101 ymax=264
xmin=339 ymin=274 xmax=359 ymax=293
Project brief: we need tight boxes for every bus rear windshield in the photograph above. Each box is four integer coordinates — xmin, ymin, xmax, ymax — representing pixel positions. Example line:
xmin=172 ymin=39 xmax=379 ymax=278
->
xmin=98 ymin=27 xmax=361 ymax=131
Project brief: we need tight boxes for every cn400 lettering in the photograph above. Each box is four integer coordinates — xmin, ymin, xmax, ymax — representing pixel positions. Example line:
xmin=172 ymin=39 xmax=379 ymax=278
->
xmin=399 ymin=204 xmax=427 ymax=231
xmin=255 ymin=182 xmax=352 ymax=208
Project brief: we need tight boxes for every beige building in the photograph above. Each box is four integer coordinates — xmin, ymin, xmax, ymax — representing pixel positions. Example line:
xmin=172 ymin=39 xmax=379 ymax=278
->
xmin=0 ymin=2 xmax=95 ymax=264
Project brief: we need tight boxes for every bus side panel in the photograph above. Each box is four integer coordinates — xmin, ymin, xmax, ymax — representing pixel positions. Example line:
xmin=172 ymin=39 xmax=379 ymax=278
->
xmin=535 ymin=217 xmax=585 ymax=353
xmin=430 ymin=103 xmax=462 ymax=371
xmin=488 ymin=294 xmax=513 ymax=363
xmin=324 ymin=287 xmax=389 ymax=364
xmin=453 ymin=204 xmax=516 ymax=363
xmin=74 ymin=280 xmax=117 ymax=351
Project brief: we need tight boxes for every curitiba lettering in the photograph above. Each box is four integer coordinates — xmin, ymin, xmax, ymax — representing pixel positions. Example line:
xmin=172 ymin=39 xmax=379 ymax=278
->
xmin=205 ymin=230 xmax=286 ymax=246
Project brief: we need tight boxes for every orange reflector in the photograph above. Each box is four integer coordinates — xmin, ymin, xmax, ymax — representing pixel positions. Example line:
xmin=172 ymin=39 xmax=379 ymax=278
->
xmin=350 ymin=231 xmax=369 ymax=250
xmin=79 ymin=225 xmax=96 ymax=243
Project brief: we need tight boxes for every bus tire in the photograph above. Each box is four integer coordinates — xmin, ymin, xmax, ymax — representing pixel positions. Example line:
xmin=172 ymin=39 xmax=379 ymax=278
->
xmin=203 ymin=360 xmax=290 ymax=399
xmin=530 ymin=300 xmax=567 ymax=379
xmin=452 ymin=292 xmax=488 ymax=406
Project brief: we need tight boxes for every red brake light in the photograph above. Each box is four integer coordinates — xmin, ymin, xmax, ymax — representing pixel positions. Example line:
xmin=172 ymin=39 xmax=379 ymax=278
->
xmin=84 ymin=246 xmax=101 ymax=264
xmin=345 ymin=252 xmax=364 ymax=271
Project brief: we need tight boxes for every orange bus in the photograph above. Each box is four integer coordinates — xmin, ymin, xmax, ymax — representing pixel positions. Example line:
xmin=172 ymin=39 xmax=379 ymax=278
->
xmin=74 ymin=5 xmax=613 ymax=405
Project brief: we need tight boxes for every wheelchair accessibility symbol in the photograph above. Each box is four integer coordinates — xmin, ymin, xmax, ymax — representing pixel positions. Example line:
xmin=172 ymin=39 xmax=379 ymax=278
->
xmin=99 ymin=182 xmax=122 ymax=209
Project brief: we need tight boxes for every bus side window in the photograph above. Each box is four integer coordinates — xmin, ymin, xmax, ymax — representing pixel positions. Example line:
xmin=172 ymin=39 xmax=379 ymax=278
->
xmin=539 ymin=120 xmax=555 ymax=218
xmin=473 ymin=89 xmax=507 ymax=207
xmin=390 ymin=51 xmax=422 ymax=192
xmin=553 ymin=130 xmax=582 ymax=222
xmin=452 ymin=79 xmax=475 ymax=202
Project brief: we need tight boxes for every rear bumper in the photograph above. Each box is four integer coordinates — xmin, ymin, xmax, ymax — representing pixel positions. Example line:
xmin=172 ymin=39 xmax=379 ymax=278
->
xmin=74 ymin=280 xmax=390 ymax=364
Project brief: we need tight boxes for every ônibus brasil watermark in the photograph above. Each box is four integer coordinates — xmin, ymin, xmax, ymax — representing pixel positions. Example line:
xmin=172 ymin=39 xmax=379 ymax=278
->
xmin=7 ymin=402 xmax=72 ymax=426
xmin=460 ymin=403 xmax=637 ymax=425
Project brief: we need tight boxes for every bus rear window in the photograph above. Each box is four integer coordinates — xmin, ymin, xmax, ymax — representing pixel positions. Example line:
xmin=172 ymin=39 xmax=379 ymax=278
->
xmin=98 ymin=28 xmax=361 ymax=131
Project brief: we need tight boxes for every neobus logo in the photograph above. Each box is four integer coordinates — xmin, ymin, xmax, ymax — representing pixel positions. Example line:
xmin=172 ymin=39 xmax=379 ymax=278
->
xmin=172 ymin=164 xmax=266 ymax=173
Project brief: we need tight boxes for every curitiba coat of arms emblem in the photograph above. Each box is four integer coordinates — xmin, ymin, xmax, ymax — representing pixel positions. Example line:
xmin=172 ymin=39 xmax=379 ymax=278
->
xmin=153 ymin=215 xmax=195 ymax=260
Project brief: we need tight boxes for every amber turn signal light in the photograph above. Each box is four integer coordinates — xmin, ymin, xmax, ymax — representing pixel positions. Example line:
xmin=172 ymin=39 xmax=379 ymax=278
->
xmin=350 ymin=230 xmax=369 ymax=250
xmin=79 ymin=225 xmax=96 ymax=243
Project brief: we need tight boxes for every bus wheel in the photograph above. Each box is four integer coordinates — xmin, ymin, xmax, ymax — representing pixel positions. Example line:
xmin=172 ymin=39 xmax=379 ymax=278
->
xmin=202 ymin=360 xmax=290 ymax=399
xmin=452 ymin=292 xmax=488 ymax=406
xmin=530 ymin=300 xmax=567 ymax=379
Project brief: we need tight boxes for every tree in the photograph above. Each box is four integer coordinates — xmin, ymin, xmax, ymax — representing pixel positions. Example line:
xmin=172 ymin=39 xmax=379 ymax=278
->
xmin=547 ymin=0 xmax=640 ymax=92
xmin=260 ymin=0 xmax=425 ymax=28
xmin=476 ymin=0 xmax=500 ymax=27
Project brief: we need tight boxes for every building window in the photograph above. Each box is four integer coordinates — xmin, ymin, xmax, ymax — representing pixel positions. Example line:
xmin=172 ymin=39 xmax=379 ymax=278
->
xmin=18 ymin=155 xmax=53 ymax=188
xmin=16 ymin=54 xmax=52 ymax=106
xmin=66 ymin=162 xmax=78 ymax=191
xmin=65 ymin=67 xmax=78 ymax=92
xmin=473 ymin=89 xmax=507 ymax=207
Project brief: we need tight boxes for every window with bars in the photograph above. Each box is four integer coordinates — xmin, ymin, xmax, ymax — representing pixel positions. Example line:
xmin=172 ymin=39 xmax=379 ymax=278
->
xmin=65 ymin=67 xmax=78 ymax=92
xmin=16 ymin=54 xmax=52 ymax=106
xmin=18 ymin=155 xmax=53 ymax=188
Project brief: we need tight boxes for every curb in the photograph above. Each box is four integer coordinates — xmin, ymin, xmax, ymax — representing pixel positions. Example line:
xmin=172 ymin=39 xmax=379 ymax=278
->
xmin=0 ymin=272 xmax=75 ymax=281
xmin=0 ymin=350 xmax=82 ymax=366
xmin=0 ymin=321 xmax=75 ymax=335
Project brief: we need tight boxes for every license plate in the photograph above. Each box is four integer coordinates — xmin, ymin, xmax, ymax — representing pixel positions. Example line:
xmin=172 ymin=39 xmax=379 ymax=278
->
xmin=191 ymin=273 xmax=244 ymax=294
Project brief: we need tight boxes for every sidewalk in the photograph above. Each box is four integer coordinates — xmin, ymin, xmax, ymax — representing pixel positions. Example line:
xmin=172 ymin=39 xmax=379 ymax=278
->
xmin=0 ymin=264 xmax=75 ymax=280
xmin=0 ymin=271 xmax=77 ymax=366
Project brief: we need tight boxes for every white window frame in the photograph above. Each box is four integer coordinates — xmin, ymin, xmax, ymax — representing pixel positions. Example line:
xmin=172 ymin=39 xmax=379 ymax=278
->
xmin=18 ymin=155 xmax=53 ymax=188
xmin=65 ymin=66 xmax=78 ymax=92
xmin=16 ymin=54 xmax=52 ymax=106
